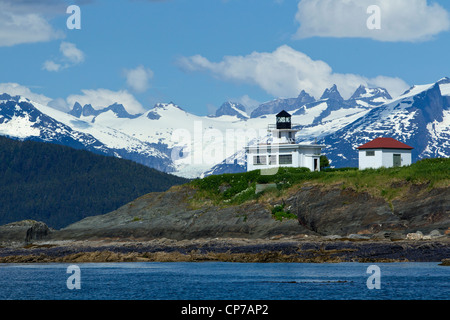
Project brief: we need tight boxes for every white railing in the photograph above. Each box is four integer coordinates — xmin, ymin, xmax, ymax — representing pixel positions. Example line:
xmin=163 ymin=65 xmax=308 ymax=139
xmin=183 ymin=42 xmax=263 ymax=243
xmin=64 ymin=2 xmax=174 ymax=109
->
xmin=267 ymin=124 xmax=300 ymax=130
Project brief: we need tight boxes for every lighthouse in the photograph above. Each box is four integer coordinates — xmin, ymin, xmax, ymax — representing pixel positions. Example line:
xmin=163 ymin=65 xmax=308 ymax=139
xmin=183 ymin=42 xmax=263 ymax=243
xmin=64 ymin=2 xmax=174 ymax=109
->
xmin=245 ymin=110 xmax=325 ymax=172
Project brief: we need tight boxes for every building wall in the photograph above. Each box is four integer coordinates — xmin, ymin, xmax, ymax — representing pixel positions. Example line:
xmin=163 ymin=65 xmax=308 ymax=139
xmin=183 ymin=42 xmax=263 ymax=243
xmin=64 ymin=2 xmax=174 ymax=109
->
xmin=358 ymin=149 xmax=412 ymax=170
xmin=272 ymin=130 xmax=297 ymax=144
xmin=246 ymin=146 xmax=321 ymax=172
xmin=381 ymin=149 xmax=412 ymax=167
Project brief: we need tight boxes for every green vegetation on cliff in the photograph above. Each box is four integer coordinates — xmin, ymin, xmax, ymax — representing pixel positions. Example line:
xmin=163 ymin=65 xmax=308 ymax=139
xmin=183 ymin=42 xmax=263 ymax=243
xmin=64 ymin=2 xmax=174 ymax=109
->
xmin=190 ymin=158 xmax=450 ymax=205
xmin=0 ymin=136 xmax=188 ymax=229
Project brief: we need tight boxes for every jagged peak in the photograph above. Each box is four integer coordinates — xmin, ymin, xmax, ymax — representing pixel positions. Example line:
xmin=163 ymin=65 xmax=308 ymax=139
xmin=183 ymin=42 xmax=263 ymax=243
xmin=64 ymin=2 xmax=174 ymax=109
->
xmin=436 ymin=77 xmax=450 ymax=85
xmin=350 ymin=85 xmax=392 ymax=100
xmin=0 ymin=93 xmax=22 ymax=102
xmin=320 ymin=84 xmax=343 ymax=101
xmin=68 ymin=101 xmax=141 ymax=119
xmin=215 ymin=101 xmax=248 ymax=119
xmin=220 ymin=101 xmax=246 ymax=111
xmin=296 ymin=90 xmax=315 ymax=103
xmin=153 ymin=102 xmax=183 ymax=111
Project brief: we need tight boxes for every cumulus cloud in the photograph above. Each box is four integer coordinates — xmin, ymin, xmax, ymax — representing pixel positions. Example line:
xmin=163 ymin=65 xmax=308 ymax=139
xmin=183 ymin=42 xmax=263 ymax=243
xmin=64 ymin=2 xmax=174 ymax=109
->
xmin=60 ymin=42 xmax=85 ymax=64
xmin=178 ymin=45 xmax=409 ymax=100
xmin=0 ymin=12 xmax=64 ymax=47
xmin=66 ymin=89 xmax=146 ymax=114
xmin=123 ymin=65 xmax=154 ymax=93
xmin=294 ymin=0 xmax=450 ymax=42
xmin=0 ymin=1 xmax=65 ymax=47
xmin=43 ymin=42 xmax=85 ymax=72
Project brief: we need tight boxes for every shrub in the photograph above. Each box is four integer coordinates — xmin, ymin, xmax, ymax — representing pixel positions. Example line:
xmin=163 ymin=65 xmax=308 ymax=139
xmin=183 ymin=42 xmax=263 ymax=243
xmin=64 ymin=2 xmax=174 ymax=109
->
xmin=271 ymin=204 xmax=297 ymax=221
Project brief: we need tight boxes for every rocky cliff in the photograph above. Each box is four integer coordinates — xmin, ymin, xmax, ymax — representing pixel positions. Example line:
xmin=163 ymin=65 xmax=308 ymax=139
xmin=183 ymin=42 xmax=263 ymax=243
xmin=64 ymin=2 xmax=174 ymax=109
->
xmin=48 ymin=180 xmax=449 ymax=241
xmin=1 ymin=180 xmax=448 ymax=263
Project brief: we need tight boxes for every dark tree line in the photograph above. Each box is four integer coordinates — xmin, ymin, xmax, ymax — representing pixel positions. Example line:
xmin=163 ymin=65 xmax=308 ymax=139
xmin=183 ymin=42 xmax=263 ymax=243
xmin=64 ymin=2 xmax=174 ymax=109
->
xmin=0 ymin=136 xmax=188 ymax=229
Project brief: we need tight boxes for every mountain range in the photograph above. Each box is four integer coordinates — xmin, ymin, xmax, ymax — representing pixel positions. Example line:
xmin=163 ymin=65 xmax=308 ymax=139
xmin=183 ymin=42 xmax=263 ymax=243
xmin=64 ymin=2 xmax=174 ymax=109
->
xmin=0 ymin=78 xmax=448 ymax=178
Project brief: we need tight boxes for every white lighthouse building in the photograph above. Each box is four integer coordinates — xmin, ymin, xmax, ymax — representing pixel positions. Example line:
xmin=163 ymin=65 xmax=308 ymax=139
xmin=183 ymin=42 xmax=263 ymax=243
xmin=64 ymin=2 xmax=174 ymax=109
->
xmin=245 ymin=110 xmax=325 ymax=172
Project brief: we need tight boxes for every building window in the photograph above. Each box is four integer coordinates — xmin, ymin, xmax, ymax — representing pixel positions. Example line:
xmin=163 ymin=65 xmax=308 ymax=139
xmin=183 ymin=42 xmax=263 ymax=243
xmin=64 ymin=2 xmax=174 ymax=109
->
xmin=366 ymin=151 xmax=375 ymax=156
xmin=268 ymin=155 xmax=277 ymax=165
xmin=254 ymin=156 xmax=267 ymax=165
xmin=279 ymin=154 xmax=292 ymax=165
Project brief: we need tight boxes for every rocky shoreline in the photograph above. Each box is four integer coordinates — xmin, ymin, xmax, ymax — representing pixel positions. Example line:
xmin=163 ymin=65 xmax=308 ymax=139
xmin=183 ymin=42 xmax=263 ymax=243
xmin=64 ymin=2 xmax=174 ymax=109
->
xmin=0 ymin=180 xmax=448 ymax=264
xmin=1 ymin=236 xmax=449 ymax=264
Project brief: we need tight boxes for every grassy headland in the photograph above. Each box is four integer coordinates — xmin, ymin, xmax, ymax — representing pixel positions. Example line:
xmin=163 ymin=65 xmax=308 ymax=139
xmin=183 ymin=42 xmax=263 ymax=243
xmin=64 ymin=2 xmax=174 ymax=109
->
xmin=189 ymin=158 xmax=450 ymax=206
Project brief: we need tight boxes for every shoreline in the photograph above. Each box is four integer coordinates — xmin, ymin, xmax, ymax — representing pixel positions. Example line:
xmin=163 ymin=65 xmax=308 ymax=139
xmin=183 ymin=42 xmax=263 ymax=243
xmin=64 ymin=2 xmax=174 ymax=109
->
xmin=1 ymin=236 xmax=449 ymax=264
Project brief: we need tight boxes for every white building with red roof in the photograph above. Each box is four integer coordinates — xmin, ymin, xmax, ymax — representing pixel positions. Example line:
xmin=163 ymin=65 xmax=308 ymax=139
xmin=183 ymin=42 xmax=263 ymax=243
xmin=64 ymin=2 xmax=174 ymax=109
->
xmin=357 ymin=137 xmax=413 ymax=170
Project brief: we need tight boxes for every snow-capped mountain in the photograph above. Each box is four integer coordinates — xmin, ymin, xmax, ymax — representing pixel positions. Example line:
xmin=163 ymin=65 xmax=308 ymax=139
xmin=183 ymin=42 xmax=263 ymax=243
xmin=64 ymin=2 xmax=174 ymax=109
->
xmin=250 ymin=90 xmax=315 ymax=118
xmin=0 ymin=79 xmax=447 ymax=178
xmin=349 ymin=85 xmax=392 ymax=105
xmin=202 ymin=84 xmax=391 ymax=175
xmin=87 ymin=102 xmax=273 ymax=178
xmin=69 ymin=102 xmax=142 ymax=119
xmin=205 ymin=79 xmax=450 ymax=175
xmin=213 ymin=102 xmax=249 ymax=119
xmin=0 ymin=94 xmax=174 ymax=172
xmin=319 ymin=78 xmax=450 ymax=167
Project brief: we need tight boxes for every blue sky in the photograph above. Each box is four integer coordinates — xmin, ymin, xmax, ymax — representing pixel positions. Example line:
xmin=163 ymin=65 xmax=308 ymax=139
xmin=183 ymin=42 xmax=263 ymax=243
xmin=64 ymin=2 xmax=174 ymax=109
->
xmin=1 ymin=0 xmax=450 ymax=116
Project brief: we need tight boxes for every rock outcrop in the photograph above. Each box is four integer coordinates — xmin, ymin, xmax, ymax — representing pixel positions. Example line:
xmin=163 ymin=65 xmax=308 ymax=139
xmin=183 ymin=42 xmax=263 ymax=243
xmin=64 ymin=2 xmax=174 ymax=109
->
xmin=0 ymin=220 xmax=50 ymax=244
xmin=288 ymin=183 xmax=449 ymax=236
xmin=46 ymin=182 xmax=450 ymax=241
xmin=51 ymin=186 xmax=312 ymax=241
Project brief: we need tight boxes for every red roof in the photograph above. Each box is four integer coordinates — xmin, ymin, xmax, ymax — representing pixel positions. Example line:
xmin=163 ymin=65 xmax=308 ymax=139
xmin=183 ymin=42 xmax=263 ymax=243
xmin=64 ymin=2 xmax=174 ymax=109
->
xmin=357 ymin=137 xmax=413 ymax=150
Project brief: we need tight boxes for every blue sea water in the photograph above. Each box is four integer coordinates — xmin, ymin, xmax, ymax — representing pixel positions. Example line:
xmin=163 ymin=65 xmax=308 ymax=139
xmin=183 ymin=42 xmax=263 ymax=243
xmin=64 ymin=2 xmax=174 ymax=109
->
xmin=0 ymin=262 xmax=448 ymax=300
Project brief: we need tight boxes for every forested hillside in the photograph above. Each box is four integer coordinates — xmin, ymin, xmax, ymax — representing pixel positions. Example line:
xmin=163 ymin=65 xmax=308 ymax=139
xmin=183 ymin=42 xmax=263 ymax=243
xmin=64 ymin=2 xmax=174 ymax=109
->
xmin=0 ymin=136 xmax=188 ymax=229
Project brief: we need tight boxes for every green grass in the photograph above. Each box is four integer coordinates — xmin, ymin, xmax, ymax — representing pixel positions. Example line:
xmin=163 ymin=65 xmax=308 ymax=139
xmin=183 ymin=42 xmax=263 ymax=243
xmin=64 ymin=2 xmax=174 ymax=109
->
xmin=189 ymin=158 xmax=450 ymax=205
xmin=271 ymin=204 xmax=297 ymax=221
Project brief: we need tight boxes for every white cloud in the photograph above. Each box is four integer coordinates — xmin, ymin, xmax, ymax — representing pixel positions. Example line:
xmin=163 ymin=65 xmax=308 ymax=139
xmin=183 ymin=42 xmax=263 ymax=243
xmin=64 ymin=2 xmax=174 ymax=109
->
xmin=123 ymin=65 xmax=154 ymax=93
xmin=0 ymin=0 xmax=66 ymax=47
xmin=0 ymin=83 xmax=52 ymax=105
xmin=178 ymin=45 xmax=409 ymax=100
xmin=43 ymin=42 xmax=85 ymax=72
xmin=66 ymin=89 xmax=146 ymax=114
xmin=294 ymin=0 xmax=450 ymax=42
xmin=42 ymin=60 xmax=62 ymax=72
xmin=60 ymin=42 xmax=85 ymax=64
xmin=0 ymin=11 xmax=64 ymax=47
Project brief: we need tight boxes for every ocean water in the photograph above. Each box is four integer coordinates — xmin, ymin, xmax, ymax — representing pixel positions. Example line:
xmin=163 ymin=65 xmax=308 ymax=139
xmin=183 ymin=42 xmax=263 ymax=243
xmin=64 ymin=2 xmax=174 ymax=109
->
xmin=0 ymin=262 xmax=448 ymax=300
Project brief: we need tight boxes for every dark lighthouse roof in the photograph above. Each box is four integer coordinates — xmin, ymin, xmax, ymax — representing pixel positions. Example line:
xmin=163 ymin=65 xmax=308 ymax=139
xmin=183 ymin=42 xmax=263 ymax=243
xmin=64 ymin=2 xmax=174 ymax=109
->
xmin=276 ymin=110 xmax=291 ymax=117
xmin=276 ymin=110 xmax=291 ymax=129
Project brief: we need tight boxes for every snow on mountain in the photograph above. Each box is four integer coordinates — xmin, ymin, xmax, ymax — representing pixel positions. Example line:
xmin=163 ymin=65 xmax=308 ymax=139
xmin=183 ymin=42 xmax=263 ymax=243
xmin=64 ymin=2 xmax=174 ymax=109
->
xmin=320 ymin=84 xmax=344 ymax=101
xmin=1 ymin=78 xmax=446 ymax=179
xmin=89 ymin=102 xmax=273 ymax=178
xmin=69 ymin=102 xmax=142 ymax=120
xmin=250 ymin=90 xmax=315 ymax=118
xmin=319 ymin=78 xmax=450 ymax=168
xmin=203 ymin=85 xmax=387 ymax=176
xmin=0 ymin=94 xmax=174 ymax=172
xmin=88 ymin=87 xmax=380 ymax=178
xmin=213 ymin=101 xmax=249 ymax=119
xmin=51 ymin=84 xmax=394 ymax=177
xmin=349 ymin=85 xmax=392 ymax=103
xmin=206 ymin=80 xmax=449 ymax=175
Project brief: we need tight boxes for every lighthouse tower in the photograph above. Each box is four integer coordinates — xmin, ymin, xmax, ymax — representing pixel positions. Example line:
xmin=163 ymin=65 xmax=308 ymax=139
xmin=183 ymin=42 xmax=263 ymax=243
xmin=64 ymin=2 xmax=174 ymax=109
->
xmin=270 ymin=110 xmax=299 ymax=145
xmin=245 ymin=110 xmax=325 ymax=172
